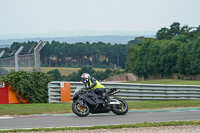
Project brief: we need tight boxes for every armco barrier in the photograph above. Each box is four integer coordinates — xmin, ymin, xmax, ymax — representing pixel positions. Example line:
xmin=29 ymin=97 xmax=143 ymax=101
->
xmin=48 ymin=82 xmax=71 ymax=103
xmin=48 ymin=81 xmax=200 ymax=103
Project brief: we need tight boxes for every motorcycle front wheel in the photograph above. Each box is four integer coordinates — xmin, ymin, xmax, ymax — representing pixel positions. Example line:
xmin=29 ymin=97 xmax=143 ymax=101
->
xmin=72 ymin=101 xmax=90 ymax=117
xmin=111 ymin=98 xmax=128 ymax=115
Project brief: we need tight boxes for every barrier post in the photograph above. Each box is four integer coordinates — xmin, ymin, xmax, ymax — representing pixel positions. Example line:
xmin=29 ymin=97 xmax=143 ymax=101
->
xmin=60 ymin=82 xmax=71 ymax=102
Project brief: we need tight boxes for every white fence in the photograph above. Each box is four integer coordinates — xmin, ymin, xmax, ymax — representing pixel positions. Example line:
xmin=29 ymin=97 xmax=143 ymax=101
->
xmin=48 ymin=81 xmax=200 ymax=103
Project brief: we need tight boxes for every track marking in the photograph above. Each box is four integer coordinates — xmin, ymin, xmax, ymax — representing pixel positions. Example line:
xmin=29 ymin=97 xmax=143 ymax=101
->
xmin=129 ymin=107 xmax=200 ymax=113
xmin=169 ymin=111 xmax=182 ymax=112
xmin=190 ymin=110 xmax=200 ymax=112
xmin=0 ymin=117 xmax=14 ymax=119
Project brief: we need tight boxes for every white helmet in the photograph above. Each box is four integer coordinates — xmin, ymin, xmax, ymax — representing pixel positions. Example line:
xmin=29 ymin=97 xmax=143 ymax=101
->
xmin=81 ymin=73 xmax=90 ymax=83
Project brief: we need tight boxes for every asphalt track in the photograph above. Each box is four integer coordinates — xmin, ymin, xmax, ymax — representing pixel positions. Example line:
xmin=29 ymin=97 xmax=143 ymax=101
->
xmin=0 ymin=108 xmax=200 ymax=130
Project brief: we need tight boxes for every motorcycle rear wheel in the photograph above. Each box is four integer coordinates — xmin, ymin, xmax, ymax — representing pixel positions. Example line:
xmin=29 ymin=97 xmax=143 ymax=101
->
xmin=111 ymin=98 xmax=128 ymax=115
xmin=72 ymin=101 xmax=90 ymax=117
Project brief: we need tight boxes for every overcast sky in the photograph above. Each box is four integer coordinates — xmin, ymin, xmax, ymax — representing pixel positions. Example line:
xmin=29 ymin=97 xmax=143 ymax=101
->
xmin=0 ymin=0 xmax=200 ymax=35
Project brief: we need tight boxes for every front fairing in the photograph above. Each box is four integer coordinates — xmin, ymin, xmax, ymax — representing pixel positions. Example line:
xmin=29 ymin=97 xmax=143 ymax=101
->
xmin=73 ymin=87 xmax=82 ymax=100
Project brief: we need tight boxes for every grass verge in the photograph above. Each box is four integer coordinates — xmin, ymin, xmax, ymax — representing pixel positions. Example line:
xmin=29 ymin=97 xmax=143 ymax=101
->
xmin=127 ymin=79 xmax=200 ymax=85
xmin=1 ymin=121 xmax=200 ymax=132
xmin=127 ymin=100 xmax=200 ymax=109
xmin=0 ymin=103 xmax=72 ymax=116
xmin=0 ymin=100 xmax=200 ymax=116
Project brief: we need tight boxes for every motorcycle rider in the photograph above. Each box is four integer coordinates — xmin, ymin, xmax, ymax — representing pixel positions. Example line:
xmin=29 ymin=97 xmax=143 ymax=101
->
xmin=81 ymin=73 xmax=110 ymax=104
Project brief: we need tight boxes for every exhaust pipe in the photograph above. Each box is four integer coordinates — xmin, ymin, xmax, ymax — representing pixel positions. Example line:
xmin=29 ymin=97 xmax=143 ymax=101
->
xmin=110 ymin=99 xmax=121 ymax=105
xmin=110 ymin=89 xmax=120 ymax=95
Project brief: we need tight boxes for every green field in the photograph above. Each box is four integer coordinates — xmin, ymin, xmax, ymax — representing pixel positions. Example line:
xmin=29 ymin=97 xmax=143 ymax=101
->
xmin=40 ymin=67 xmax=106 ymax=76
xmin=128 ymin=79 xmax=200 ymax=85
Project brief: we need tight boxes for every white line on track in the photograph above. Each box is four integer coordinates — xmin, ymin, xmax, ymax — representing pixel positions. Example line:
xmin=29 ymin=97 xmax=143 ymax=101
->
xmin=0 ymin=117 xmax=14 ymax=119
xmin=169 ymin=111 xmax=182 ymax=112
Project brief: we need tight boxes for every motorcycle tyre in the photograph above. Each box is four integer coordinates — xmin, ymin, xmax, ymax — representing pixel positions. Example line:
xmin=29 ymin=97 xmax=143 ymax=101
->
xmin=72 ymin=101 xmax=90 ymax=117
xmin=111 ymin=98 xmax=128 ymax=115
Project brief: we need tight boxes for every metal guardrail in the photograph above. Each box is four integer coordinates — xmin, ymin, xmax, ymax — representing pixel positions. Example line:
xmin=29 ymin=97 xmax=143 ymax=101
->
xmin=48 ymin=81 xmax=200 ymax=103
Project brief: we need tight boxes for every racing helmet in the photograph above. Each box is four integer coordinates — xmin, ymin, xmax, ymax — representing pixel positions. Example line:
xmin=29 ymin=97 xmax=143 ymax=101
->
xmin=81 ymin=73 xmax=90 ymax=83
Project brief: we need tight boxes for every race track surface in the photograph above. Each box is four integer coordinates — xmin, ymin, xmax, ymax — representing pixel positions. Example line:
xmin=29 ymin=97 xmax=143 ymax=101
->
xmin=0 ymin=108 xmax=200 ymax=130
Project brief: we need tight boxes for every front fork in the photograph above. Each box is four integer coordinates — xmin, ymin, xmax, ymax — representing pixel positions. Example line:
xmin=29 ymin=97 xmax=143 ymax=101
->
xmin=75 ymin=99 xmax=84 ymax=108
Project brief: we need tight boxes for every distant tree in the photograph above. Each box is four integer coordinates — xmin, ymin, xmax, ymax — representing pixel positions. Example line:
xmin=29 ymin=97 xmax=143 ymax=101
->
xmin=189 ymin=25 xmax=200 ymax=39
xmin=168 ymin=22 xmax=181 ymax=37
xmin=156 ymin=27 xmax=169 ymax=40
xmin=127 ymin=36 xmax=145 ymax=45
xmin=47 ymin=69 xmax=62 ymax=81
xmin=180 ymin=25 xmax=194 ymax=37
xmin=156 ymin=22 xmax=182 ymax=40
xmin=65 ymin=66 xmax=119 ymax=81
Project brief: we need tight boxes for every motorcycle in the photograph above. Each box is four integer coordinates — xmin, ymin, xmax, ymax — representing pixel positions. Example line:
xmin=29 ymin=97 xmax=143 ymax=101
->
xmin=72 ymin=86 xmax=128 ymax=117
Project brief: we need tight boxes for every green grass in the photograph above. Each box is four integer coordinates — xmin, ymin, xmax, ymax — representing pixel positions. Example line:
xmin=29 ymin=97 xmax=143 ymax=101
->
xmin=0 ymin=103 xmax=72 ymax=115
xmin=127 ymin=79 xmax=200 ymax=85
xmin=0 ymin=100 xmax=200 ymax=116
xmin=1 ymin=120 xmax=200 ymax=132
xmin=127 ymin=100 xmax=200 ymax=109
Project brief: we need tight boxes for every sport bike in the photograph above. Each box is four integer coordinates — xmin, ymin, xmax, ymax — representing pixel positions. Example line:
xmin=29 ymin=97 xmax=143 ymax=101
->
xmin=72 ymin=86 xmax=128 ymax=117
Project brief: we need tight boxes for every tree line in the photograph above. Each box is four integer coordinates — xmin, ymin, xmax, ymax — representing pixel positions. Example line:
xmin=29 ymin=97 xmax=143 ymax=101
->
xmin=1 ymin=41 xmax=139 ymax=69
xmin=126 ymin=22 xmax=200 ymax=78
xmin=40 ymin=41 xmax=128 ymax=68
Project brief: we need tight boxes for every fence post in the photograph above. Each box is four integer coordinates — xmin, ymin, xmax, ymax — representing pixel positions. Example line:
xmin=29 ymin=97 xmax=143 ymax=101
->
xmin=15 ymin=46 xmax=24 ymax=71
xmin=34 ymin=41 xmax=45 ymax=71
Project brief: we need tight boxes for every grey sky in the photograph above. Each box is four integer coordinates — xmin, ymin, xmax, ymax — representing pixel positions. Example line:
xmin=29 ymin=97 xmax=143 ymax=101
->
xmin=0 ymin=0 xmax=200 ymax=35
